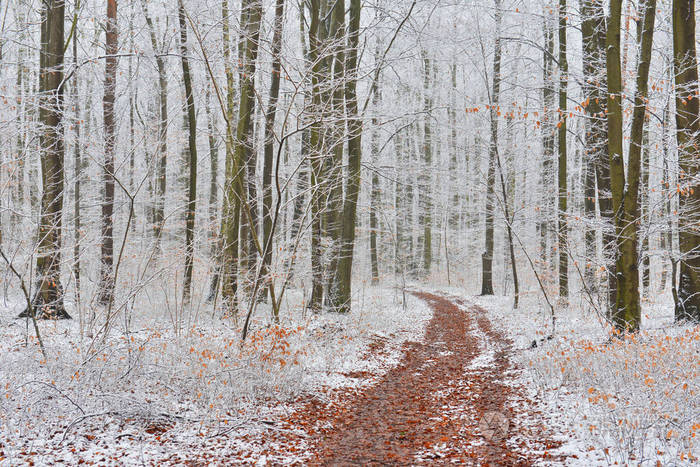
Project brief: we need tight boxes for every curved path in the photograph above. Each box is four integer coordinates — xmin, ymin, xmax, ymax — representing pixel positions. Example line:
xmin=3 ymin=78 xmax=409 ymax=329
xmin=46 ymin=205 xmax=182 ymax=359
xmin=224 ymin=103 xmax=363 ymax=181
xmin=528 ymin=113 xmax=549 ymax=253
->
xmin=287 ymin=291 xmax=566 ymax=465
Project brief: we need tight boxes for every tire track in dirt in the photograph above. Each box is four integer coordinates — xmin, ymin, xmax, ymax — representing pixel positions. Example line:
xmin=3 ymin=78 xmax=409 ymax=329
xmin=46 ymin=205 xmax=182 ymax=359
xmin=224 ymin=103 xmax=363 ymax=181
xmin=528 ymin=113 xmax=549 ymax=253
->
xmin=298 ymin=291 xmax=566 ymax=465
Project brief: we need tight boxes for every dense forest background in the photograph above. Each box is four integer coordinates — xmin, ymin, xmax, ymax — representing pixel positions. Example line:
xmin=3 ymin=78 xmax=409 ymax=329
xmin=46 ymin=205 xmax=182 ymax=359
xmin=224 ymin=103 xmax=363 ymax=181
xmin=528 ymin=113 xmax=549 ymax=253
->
xmin=0 ymin=0 xmax=698 ymax=342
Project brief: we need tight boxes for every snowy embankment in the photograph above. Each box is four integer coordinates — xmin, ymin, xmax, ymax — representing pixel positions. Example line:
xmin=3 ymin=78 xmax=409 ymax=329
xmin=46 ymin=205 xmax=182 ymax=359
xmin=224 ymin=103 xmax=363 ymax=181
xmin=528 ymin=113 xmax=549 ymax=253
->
xmin=0 ymin=286 xmax=431 ymax=465
xmin=474 ymin=292 xmax=700 ymax=466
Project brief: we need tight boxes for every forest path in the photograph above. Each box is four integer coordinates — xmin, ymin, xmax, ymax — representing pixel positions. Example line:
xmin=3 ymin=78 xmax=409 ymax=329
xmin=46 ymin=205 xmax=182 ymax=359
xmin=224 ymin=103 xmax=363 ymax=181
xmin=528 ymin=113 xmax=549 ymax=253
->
xmin=296 ymin=291 xmax=566 ymax=465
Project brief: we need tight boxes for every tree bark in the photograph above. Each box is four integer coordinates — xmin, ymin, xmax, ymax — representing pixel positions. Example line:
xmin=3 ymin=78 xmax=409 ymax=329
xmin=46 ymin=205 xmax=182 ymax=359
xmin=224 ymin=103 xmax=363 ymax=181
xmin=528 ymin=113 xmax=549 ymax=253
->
xmin=481 ymin=0 xmax=502 ymax=296
xmin=369 ymin=42 xmax=382 ymax=285
xmin=140 ymin=0 xmax=168 ymax=248
xmin=222 ymin=0 xmax=262 ymax=314
xmin=580 ymin=0 xmax=608 ymax=296
xmin=607 ymin=0 xmax=656 ymax=332
xmin=179 ymin=0 xmax=198 ymax=304
xmin=97 ymin=0 xmax=118 ymax=306
xmin=71 ymin=0 xmax=82 ymax=309
xmin=420 ymin=52 xmax=433 ymax=275
xmin=334 ymin=0 xmax=362 ymax=313
xmin=539 ymin=17 xmax=556 ymax=268
xmin=672 ymin=0 xmax=700 ymax=322
xmin=21 ymin=0 xmax=71 ymax=319
xmin=557 ymin=0 xmax=568 ymax=299
xmin=262 ymin=0 xmax=285 ymax=309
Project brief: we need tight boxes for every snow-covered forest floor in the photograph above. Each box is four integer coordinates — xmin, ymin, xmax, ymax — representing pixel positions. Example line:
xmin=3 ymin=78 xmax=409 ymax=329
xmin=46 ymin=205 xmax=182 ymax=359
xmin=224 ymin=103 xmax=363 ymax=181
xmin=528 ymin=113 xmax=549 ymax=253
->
xmin=475 ymin=292 xmax=700 ymax=465
xmin=1 ymin=284 xmax=698 ymax=465
xmin=0 ymin=286 xmax=430 ymax=465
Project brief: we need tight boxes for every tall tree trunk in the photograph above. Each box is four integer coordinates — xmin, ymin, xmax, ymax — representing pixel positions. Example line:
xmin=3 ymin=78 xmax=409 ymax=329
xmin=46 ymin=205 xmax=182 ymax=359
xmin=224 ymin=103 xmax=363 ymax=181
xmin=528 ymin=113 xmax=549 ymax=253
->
xmin=97 ymin=0 xmax=117 ymax=306
xmin=659 ymin=99 xmax=672 ymax=294
xmin=606 ymin=0 xmax=625 ymax=328
xmin=539 ymin=17 xmax=556 ymax=269
xmin=13 ymin=11 xmax=27 ymax=230
xmin=128 ymin=5 xmax=136 ymax=225
xmin=306 ymin=0 xmax=333 ymax=311
xmin=71 ymin=0 xmax=82 ymax=308
xmin=209 ymin=0 xmax=237 ymax=305
xmin=369 ymin=43 xmax=382 ymax=285
xmin=179 ymin=0 xmax=198 ymax=304
xmin=481 ymin=0 xmax=502 ymax=296
xmin=394 ymin=130 xmax=405 ymax=276
xmin=448 ymin=61 xmax=460 ymax=232
xmin=262 ymin=0 xmax=285 ymax=309
xmin=420 ymin=52 xmax=433 ymax=275
xmin=325 ymin=0 xmax=347 ymax=306
xmin=222 ymin=0 xmax=262 ymax=314
xmin=641 ymin=128 xmax=651 ymax=295
xmin=405 ymin=122 xmax=416 ymax=274
xmin=607 ymin=0 xmax=656 ymax=332
xmin=672 ymin=0 xmax=700 ymax=322
xmin=141 ymin=0 xmax=168 ymax=248
xmin=334 ymin=0 xmax=362 ymax=313
xmin=21 ymin=0 xmax=71 ymax=319
xmin=205 ymin=87 xmax=219 ymax=259
xmin=557 ymin=0 xmax=568 ymax=299
xmin=217 ymin=0 xmax=238 ymax=310
xmin=580 ymin=0 xmax=607 ymax=295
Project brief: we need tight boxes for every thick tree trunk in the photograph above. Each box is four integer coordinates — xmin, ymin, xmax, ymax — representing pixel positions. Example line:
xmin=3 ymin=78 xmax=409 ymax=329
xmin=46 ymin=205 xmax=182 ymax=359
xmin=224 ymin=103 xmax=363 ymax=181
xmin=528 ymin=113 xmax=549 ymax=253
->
xmin=334 ymin=0 xmax=363 ymax=313
xmin=306 ymin=0 xmax=334 ymax=311
xmin=324 ymin=0 xmax=347 ymax=306
xmin=607 ymin=0 xmax=656 ymax=332
xmin=672 ymin=0 xmax=700 ymax=322
xmin=224 ymin=0 xmax=262 ymax=314
xmin=21 ymin=0 xmax=71 ymax=319
xmin=209 ymin=0 xmax=237 ymax=305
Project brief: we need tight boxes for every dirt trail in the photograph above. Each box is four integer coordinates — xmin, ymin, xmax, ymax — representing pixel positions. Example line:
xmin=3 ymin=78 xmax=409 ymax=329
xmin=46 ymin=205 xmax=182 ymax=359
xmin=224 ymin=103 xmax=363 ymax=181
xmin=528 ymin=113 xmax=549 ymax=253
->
xmin=288 ymin=291 xmax=565 ymax=465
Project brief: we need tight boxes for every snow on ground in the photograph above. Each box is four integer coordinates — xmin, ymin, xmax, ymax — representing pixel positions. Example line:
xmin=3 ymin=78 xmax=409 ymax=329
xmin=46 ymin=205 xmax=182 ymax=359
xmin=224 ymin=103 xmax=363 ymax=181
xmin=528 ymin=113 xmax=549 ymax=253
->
xmin=0 ymin=285 xmax=431 ymax=465
xmin=473 ymin=290 xmax=700 ymax=466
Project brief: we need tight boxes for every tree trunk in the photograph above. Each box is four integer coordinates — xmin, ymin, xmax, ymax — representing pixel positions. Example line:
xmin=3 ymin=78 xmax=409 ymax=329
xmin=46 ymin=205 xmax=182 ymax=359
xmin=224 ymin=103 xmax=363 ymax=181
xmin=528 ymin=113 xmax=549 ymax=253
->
xmin=324 ymin=0 xmax=347 ymax=306
xmin=369 ymin=42 xmax=382 ymax=285
xmin=21 ymin=0 xmax=71 ymax=319
xmin=97 ymin=0 xmax=119 ymax=305
xmin=96 ymin=0 xmax=117 ymax=306
xmin=481 ymin=0 xmax=502 ymax=296
xmin=607 ymin=0 xmax=656 ymax=332
xmin=672 ymin=0 xmax=700 ymax=322
xmin=222 ymin=0 xmax=262 ymax=314
xmin=205 ymin=87 xmax=219 ymax=259
xmin=71 ymin=0 xmax=82 ymax=309
xmin=262 ymin=0 xmax=285 ymax=309
xmin=580 ymin=0 xmax=607 ymax=296
xmin=140 ymin=0 xmax=168 ymax=248
xmin=179 ymin=0 xmax=198 ymax=304
xmin=557 ymin=0 xmax=568 ymax=299
xmin=306 ymin=0 xmax=334 ymax=311
xmin=334 ymin=0 xmax=362 ymax=313
xmin=420 ymin=52 xmax=433 ymax=275
xmin=539 ymin=18 xmax=556 ymax=268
